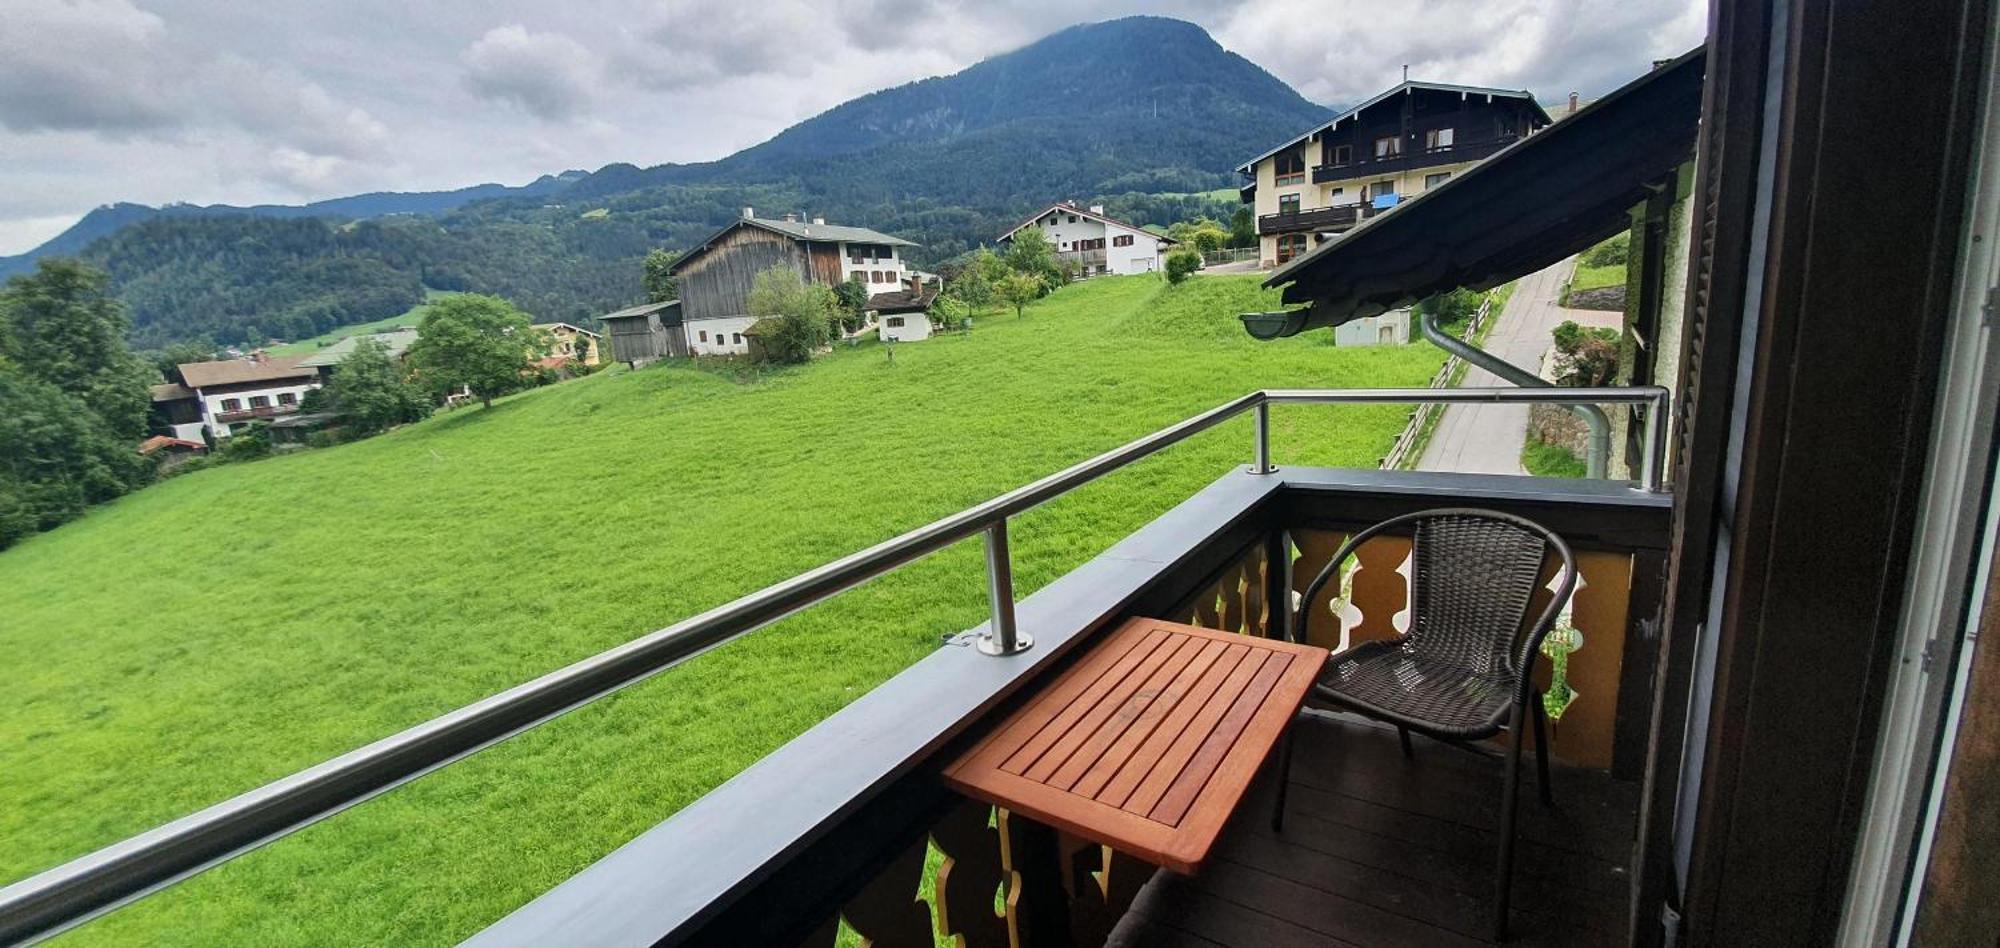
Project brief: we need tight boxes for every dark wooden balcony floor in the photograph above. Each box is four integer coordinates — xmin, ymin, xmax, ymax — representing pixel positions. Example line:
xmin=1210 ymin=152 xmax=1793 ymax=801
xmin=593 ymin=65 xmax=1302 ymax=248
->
xmin=1108 ymin=711 xmax=1638 ymax=947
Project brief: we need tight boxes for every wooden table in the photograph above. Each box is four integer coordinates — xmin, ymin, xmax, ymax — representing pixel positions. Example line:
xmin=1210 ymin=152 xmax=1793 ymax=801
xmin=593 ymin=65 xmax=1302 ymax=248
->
xmin=943 ymin=617 xmax=1327 ymax=874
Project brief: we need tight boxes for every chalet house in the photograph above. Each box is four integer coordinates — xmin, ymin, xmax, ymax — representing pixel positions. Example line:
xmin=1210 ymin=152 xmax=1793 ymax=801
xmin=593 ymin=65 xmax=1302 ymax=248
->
xmin=153 ymin=353 xmax=321 ymax=440
xmin=998 ymin=203 xmax=1176 ymax=277
xmin=870 ymin=275 xmax=941 ymax=343
xmin=669 ymin=210 xmax=919 ymax=356
xmin=533 ymin=322 xmax=602 ymax=367
xmin=1239 ymin=80 xmax=1551 ymax=266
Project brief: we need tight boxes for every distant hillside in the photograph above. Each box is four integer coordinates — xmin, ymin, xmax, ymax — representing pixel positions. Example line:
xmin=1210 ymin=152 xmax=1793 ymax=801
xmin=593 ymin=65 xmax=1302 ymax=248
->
xmin=24 ymin=16 xmax=1327 ymax=345
xmin=0 ymin=174 xmax=585 ymax=279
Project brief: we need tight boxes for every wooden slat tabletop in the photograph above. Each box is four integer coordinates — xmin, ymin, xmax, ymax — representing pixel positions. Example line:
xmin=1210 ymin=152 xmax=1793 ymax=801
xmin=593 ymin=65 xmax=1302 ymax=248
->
xmin=943 ymin=617 xmax=1327 ymax=874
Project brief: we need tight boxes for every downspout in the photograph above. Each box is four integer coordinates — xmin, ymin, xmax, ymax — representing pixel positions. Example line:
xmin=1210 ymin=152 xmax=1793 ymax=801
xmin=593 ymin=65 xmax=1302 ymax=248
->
xmin=1419 ymin=308 xmax=1612 ymax=478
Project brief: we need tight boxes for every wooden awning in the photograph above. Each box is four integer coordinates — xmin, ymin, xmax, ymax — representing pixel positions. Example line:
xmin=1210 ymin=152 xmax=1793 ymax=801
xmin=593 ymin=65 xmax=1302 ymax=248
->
xmin=1246 ymin=48 xmax=1705 ymax=339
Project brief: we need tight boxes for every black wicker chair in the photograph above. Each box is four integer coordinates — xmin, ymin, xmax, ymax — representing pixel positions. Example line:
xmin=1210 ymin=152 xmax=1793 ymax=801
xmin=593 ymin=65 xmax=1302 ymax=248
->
xmin=1269 ymin=508 xmax=1577 ymax=941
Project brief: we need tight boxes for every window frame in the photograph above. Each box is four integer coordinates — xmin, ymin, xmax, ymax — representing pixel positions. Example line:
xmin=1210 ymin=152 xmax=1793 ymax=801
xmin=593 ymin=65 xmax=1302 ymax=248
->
xmin=1374 ymin=135 xmax=1402 ymax=159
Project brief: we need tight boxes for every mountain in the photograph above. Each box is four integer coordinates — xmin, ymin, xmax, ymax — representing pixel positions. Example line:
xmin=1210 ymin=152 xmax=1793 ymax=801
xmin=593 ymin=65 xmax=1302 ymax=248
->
xmin=0 ymin=174 xmax=587 ymax=279
xmin=17 ymin=17 xmax=1328 ymax=347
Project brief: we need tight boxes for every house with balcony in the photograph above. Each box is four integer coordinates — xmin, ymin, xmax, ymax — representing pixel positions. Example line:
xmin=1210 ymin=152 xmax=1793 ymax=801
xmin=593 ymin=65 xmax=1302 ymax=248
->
xmin=669 ymin=210 xmax=919 ymax=356
xmin=1239 ymin=80 xmax=1551 ymax=266
xmin=154 ymin=353 xmax=321 ymax=440
xmin=1000 ymin=202 xmax=1177 ymax=277
xmin=12 ymin=7 xmax=2000 ymax=947
xmin=533 ymin=322 xmax=602 ymax=367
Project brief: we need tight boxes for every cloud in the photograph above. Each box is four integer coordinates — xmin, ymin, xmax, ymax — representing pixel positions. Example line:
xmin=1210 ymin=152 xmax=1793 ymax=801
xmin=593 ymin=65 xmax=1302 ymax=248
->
xmin=0 ymin=0 xmax=176 ymax=133
xmin=1213 ymin=0 xmax=1705 ymax=107
xmin=462 ymin=25 xmax=601 ymax=120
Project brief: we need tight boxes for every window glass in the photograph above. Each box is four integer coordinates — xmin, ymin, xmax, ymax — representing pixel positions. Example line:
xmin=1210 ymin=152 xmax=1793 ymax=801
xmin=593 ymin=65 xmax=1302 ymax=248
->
xmin=1332 ymin=144 xmax=1352 ymax=166
xmin=1278 ymin=194 xmax=1300 ymax=214
xmin=1424 ymin=128 xmax=1455 ymax=150
xmin=699 ymin=331 xmax=708 ymax=342
xmin=1374 ymin=135 xmax=1401 ymax=158
xmin=1425 ymin=172 xmax=1451 ymax=189
xmin=886 ymin=317 xmax=905 ymax=328
xmin=249 ymin=395 xmax=270 ymax=408
xmin=733 ymin=333 xmax=743 ymax=344
xmin=278 ymin=392 xmax=297 ymax=405
xmin=221 ymin=398 xmax=241 ymax=412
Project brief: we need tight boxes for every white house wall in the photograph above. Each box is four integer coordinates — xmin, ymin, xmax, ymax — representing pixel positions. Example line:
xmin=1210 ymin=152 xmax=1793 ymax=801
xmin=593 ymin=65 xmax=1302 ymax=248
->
xmin=837 ymin=241 xmax=909 ymax=296
xmin=196 ymin=380 xmax=320 ymax=438
xmin=879 ymin=312 xmax=932 ymax=343
xmin=685 ymin=315 xmax=758 ymax=356
xmin=1020 ymin=208 xmax=1169 ymax=276
xmin=1331 ymin=312 xmax=1412 ymax=347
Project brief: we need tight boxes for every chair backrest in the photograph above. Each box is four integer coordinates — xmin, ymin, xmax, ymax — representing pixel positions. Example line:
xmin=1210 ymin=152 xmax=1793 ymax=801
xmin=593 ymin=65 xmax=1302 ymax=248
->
xmin=1300 ymin=508 xmax=1577 ymax=695
xmin=1406 ymin=512 xmax=1566 ymax=681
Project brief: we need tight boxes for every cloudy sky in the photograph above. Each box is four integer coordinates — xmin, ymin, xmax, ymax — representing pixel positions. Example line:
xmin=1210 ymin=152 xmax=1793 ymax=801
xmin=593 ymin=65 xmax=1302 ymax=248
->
xmin=0 ymin=0 xmax=1706 ymax=255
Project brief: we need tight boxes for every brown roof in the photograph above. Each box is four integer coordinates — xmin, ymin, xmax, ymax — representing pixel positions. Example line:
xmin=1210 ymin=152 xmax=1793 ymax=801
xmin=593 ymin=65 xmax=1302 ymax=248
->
xmin=867 ymin=286 xmax=940 ymax=314
xmin=150 ymin=382 xmax=196 ymax=402
xmin=177 ymin=355 xmax=316 ymax=389
xmin=138 ymin=435 xmax=205 ymax=455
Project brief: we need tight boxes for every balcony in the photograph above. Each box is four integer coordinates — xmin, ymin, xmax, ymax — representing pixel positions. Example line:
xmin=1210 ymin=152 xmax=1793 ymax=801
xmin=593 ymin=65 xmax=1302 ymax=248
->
xmin=1313 ymin=135 xmax=1523 ymax=183
xmin=4 ymin=388 xmax=1671 ymax=948
xmin=214 ymin=404 xmax=298 ymax=423
xmin=1258 ymin=204 xmax=1368 ymax=236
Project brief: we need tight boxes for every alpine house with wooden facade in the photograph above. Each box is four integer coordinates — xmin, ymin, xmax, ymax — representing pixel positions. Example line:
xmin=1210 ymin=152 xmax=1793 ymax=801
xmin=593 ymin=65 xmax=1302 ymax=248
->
xmin=9 ymin=4 xmax=1999 ymax=946
xmin=999 ymin=202 xmax=1178 ymax=277
xmin=1239 ymin=80 xmax=1551 ymax=266
xmin=667 ymin=210 xmax=919 ymax=356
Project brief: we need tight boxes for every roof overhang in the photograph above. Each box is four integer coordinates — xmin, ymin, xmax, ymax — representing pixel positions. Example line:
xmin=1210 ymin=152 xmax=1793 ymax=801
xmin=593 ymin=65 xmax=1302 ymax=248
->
xmin=1246 ymin=48 xmax=1704 ymax=339
xmin=1233 ymin=80 xmax=1551 ymax=174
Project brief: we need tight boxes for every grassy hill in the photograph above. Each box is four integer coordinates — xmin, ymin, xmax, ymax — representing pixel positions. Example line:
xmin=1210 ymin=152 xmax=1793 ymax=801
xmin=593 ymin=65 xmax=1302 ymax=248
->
xmin=267 ymin=291 xmax=457 ymax=357
xmin=0 ymin=275 xmax=1440 ymax=945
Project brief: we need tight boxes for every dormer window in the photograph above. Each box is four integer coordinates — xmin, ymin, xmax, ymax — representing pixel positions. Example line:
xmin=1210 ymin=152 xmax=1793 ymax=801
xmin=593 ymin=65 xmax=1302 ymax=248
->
xmin=1274 ymin=151 xmax=1307 ymax=186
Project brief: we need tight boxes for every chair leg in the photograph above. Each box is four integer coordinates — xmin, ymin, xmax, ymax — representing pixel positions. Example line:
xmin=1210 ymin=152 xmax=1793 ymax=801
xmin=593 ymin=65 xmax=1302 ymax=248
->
xmin=1270 ymin=726 xmax=1295 ymax=833
xmin=1397 ymin=725 xmax=1415 ymax=759
xmin=1532 ymin=690 xmax=1554 ymax=807
xmin=1492 ymin=704 xmax=1527 ymax=942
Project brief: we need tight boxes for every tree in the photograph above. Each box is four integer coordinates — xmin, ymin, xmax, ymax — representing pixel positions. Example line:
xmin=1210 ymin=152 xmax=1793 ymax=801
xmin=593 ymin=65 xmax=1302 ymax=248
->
xmin=833 ymin=276 xmax=871 ymax=333
xmin=996 ymin=272 xmax=1045 ymax=318
xmin=929 ymin=296 xmax=969 ymax=332
xmin=946 ymin=248 xmax=1005 ymax=310
xmin=152 ymin=340 xmax=218 ymax=381
xmin=1166 ymin=217 xmax=1229 ymax=254
xmin=1003 ymin=227 xmax=1059 ymax=282
xmin=745 ymin=267 xmax=836 ymax=364
xmin=0 ymin=368 xmax=151 ymax=550
xmin=325 ymin=338 xmax=433 ymax=435
xmin=1228 ymin=209 xmax=1256 ymax=249
xmin=1165 ymin=248 xmax=1203 ymax=284
xmin=405 ymin=294 xmax=547 ymax=408
xmin=0 ymin=259 xmax=153 ymax=440
xmin=642 ymin=249 xmax=680 ymax=303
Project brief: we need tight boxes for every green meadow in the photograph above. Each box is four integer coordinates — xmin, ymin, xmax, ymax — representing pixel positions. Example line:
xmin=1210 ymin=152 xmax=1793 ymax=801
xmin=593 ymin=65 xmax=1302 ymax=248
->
xmin=1 ymin=275 xmax=1443 ymax=945
xmin=267 ymin=291 xmax=459 ymax=356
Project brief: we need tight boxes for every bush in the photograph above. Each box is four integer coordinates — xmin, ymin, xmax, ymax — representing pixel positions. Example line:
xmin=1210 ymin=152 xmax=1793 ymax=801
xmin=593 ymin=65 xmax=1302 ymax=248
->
xmin=746 ymin=267 xmax=835 ymax=364
xmin=1165 ymin=248 xmax=1202 ymax=284
xmin=1551 ymin=319 xmax=1622 ymax=386
xmin=929 ymin=296 xmax=970 ymax=332
xmin=1584 ymin=232 xmax=1630 ymax=268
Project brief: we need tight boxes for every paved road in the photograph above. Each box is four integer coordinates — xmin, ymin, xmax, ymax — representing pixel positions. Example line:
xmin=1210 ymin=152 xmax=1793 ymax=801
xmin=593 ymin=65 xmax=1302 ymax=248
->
xmin=1417 ymin=256 xmax=1619 ymax=475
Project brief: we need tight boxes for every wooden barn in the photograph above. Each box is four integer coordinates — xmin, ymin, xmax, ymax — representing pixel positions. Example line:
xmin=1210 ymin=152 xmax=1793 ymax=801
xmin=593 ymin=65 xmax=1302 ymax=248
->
xmin=596 ymin=300 xmax=685 ymax=368
xmin=670 ymin=210 xmax=919 ymax=356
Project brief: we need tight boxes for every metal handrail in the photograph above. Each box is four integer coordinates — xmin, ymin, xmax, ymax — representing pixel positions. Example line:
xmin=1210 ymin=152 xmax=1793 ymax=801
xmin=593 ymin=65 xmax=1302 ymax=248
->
xmin=0 ymin=385 xmax=1669 ymax=945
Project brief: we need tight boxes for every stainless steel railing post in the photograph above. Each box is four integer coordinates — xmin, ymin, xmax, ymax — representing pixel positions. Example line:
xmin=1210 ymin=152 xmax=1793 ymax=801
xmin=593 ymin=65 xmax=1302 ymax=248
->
xmin=1641 ymin=388 xmax=1670 ymax=492
xmin=1249 ymin=398 xmax=1276 ymax=474
xmin=976 ymin=520 xmax=1030 ymax=655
